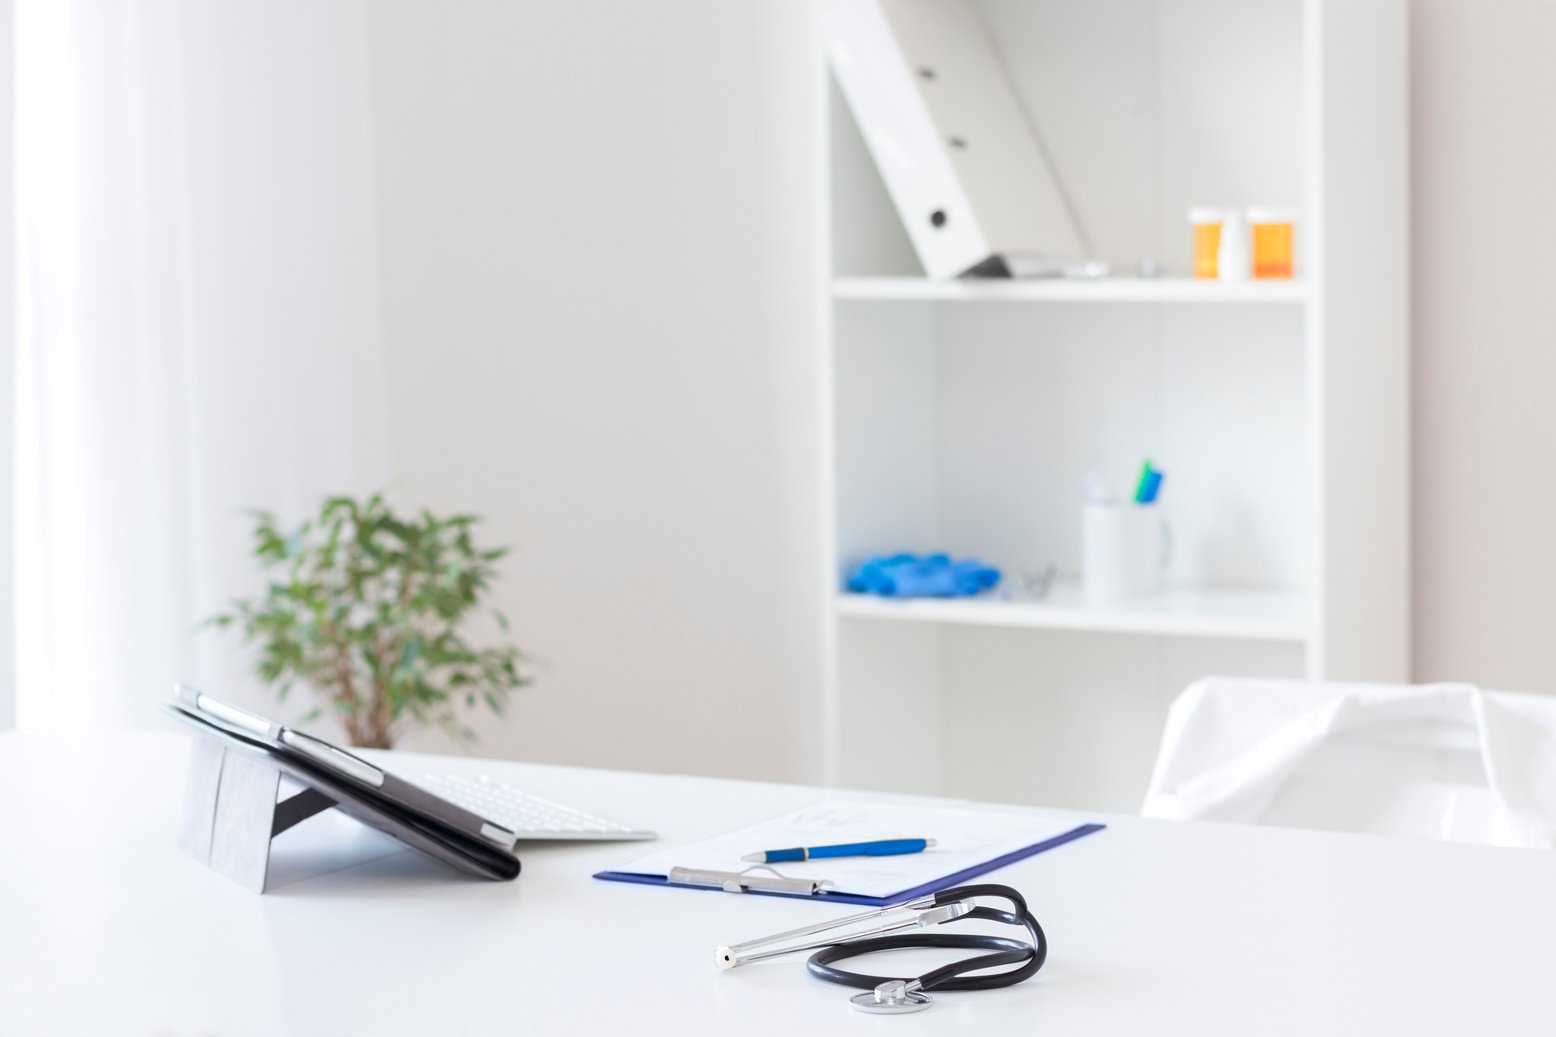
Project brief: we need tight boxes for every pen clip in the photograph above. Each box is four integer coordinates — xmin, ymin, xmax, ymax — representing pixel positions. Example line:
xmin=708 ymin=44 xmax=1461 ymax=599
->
xmin=668 ymin=865 xmax=833 ymax=896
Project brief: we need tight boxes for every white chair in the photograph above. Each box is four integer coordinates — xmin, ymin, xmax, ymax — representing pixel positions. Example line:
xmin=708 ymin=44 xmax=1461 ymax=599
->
xmin=1141 ymin=678 xmax=1556 ymax=848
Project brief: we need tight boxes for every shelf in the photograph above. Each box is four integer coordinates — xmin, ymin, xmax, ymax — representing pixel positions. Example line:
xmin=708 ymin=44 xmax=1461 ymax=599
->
xmin=835 ymin=582 xmax=1310 ymax=643
xmin=832 ymin=277 xmax=1309 ymax=305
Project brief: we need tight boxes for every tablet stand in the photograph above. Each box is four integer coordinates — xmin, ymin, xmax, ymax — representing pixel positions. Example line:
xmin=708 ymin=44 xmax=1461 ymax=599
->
xmin=178 ymin=736 xmax=338 ymax=892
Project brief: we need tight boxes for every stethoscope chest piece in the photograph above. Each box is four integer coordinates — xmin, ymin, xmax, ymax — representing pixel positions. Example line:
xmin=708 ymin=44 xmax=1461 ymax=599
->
xmin=851 ymin=981 xmax=933 ymax=1015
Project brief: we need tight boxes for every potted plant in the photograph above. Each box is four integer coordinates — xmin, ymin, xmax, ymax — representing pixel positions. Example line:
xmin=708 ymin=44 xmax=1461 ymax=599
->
xmin=210 ymin=493 xmax=527 ymax=748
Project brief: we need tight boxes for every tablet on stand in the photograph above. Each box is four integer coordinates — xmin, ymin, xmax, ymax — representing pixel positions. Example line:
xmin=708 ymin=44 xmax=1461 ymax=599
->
xmin=167 ymin=685 xmax=522 ymax=892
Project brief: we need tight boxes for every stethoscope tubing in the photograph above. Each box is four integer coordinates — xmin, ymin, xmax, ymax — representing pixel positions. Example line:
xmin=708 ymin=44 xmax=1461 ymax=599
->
xmin=804 ymin=883 xmax=1046 ymax=994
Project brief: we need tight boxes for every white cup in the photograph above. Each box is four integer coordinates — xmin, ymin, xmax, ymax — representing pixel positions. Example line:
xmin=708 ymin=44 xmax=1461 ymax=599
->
xmin=1082 ymin=504 xmax=1168 ymax=603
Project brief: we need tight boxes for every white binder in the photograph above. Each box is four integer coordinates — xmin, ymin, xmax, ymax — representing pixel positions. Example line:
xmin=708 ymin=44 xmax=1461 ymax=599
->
xmin=826 ymin=0 xmax=1082 ymax=280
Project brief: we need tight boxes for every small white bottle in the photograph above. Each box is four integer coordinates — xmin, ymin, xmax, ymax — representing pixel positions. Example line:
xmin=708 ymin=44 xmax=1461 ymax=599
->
xmin=1217 ymin=211 xmax=1250 ymax=282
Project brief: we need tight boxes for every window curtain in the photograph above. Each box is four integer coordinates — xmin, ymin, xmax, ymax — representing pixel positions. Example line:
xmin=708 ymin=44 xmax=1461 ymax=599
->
xmin=15 ymin=1 xmax=393 ymax=728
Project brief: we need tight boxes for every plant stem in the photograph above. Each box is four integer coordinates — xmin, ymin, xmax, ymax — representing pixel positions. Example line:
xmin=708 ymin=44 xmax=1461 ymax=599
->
xmin=330 ymin=638 xmax=364 ymax=745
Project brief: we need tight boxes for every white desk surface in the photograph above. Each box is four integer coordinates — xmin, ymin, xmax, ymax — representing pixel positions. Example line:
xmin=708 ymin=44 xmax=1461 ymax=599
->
xmin=2 ymin=730 xmax=1552 ymax=1036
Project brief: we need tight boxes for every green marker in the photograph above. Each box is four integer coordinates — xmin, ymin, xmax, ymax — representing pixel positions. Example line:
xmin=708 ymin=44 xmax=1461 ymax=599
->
xmin=1132 ymin=460 xmax=1154 ymax=504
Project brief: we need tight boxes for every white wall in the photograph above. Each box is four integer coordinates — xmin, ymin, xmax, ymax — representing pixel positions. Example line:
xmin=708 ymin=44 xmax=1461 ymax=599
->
xmin=1411 ymin=0 xmax=1556 ymax=694
xmin=0 ymin=0 xmax=12 ymax=730
xmin=363 ymin=2 xmax=824 ymax=781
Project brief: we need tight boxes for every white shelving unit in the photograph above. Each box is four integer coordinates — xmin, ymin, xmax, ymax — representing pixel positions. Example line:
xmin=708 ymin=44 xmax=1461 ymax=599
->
xmin=817 ymin=0 xmax=1408 ymax=811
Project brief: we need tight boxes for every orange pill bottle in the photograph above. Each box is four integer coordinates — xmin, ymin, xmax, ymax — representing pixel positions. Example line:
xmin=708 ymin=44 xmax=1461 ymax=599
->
xmin=1188 ymin=207 xmax=1226 ymax=279
xmin=1247 ymin=208 xmax=1296 ymax=279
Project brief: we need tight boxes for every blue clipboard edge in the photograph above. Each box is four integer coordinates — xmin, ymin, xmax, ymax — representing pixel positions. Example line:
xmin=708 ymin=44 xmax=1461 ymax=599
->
xmin=593 ymin=821 xmax=1106 ymax=907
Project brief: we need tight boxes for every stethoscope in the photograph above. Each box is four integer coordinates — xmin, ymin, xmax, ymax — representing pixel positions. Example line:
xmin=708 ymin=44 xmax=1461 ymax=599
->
xmin=715 ymin=884 xmax=1045 ymax=1014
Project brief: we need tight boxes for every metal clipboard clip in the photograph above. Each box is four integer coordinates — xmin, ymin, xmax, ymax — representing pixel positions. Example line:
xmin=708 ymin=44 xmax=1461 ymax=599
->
xmin=668 ymin=865 xmax=833 ymax=896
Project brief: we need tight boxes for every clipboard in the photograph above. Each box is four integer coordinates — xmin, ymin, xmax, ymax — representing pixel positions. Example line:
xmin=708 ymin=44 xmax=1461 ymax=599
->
xmin=594 ymin=802 xmax=1104 ymax=907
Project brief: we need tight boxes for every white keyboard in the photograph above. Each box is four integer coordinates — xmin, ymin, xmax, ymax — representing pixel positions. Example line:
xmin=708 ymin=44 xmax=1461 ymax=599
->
xmin=417 ymin=772 xmax=655 ymax=842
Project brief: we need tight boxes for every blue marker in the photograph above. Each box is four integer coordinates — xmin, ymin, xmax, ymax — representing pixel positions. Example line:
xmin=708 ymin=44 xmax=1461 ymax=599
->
xmin=1139 ymin=469 xmax=1164 ymax=504
xmin=1133 ymin=460 xmax=1165 ymax=505
xmin=741 ymin=838 xmax=936 ymax=864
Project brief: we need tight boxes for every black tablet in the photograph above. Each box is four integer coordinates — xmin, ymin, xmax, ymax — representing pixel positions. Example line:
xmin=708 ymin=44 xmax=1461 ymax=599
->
xmin=166 ymin=685 xmax=521 ymax=881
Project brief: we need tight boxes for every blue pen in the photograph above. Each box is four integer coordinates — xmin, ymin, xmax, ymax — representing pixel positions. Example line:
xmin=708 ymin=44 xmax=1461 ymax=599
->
xmin=740 ymin=838 xmax=936 ymax=864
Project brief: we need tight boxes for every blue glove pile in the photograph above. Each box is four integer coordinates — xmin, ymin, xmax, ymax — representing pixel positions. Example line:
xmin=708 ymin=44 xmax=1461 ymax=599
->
xmin=845 ymin=553 xmax=1001 ymax=598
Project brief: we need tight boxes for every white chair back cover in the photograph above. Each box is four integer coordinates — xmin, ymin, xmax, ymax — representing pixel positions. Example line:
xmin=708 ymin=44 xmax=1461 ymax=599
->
xmin=1142 ymin=678 xmax=1556 ymax=848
